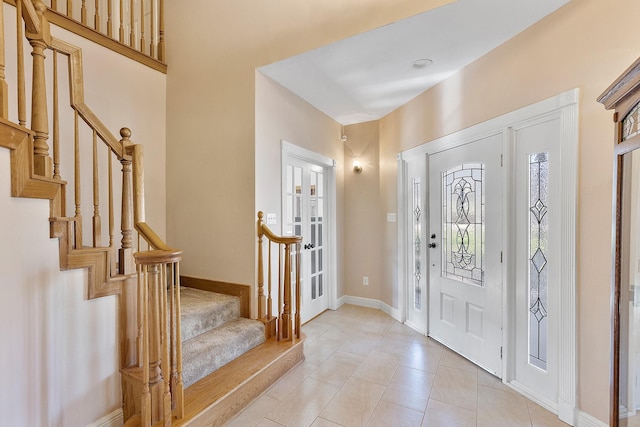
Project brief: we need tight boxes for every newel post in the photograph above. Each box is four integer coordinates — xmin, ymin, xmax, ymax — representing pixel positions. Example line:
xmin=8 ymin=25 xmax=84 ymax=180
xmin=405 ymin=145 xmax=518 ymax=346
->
xmin=26 ymin=0 xmax=52 ymax=177
xmin=119 ymin=128 xmax=135 ymax=274
xmin=257 ymin=211 xmax=265 ymax=320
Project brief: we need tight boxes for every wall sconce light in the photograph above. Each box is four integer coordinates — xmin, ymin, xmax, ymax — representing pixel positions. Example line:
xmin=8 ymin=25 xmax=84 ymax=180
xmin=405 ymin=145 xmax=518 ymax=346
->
xmin=353 ymin=160 xmax=363 ymax=173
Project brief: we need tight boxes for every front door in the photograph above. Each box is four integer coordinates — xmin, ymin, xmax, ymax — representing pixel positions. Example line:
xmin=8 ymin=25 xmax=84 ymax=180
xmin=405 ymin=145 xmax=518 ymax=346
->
xmin=428 ymin=133 xmax=503 ymax=376
xmin=284 ymin=158 xmax=328 ymax=323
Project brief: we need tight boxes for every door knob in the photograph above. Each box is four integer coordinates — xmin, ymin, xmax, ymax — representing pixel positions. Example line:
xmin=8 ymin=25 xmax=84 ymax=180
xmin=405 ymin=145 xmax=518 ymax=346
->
xmin=428 ymin=243 xmax=436 ymax=248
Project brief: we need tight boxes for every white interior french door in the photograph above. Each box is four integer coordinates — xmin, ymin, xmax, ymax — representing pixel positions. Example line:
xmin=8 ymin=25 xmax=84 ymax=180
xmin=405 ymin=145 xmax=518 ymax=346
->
xmin=428 ymin=134 xmax=504 ymax=376
xmin=284 ymin=157 xmax=329 ymax=323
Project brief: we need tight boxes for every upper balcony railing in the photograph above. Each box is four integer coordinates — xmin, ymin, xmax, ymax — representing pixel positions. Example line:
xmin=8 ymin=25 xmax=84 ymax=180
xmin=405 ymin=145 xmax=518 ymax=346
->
xmin=6 ymin=0 xmax=166 ymax=72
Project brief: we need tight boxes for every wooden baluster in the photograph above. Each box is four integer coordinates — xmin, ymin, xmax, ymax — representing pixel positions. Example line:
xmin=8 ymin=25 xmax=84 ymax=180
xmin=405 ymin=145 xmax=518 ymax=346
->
xmin=295 ymin=243 xmax=301 ymax=338
xmin=52 ymin=0 xmax=58 ymax=10
xmin=136 ymin=262 xmax=143 ymax=366
xmin=108 ymin=147 xmax=116 ymax=275
xmin=52 ymin=51 xmax=60 ymax=180
xmin=108 ymin=148 xmax=114 ymax=247
xmin=16 ymin=0 xmax=26 ymax=126
xmin=282 ymin=243 xmax=292 ymax=340
xmin=149 ymin=0 xmax=154 ymax=58
xmin=169 ymin=259 xmax=176 ymax=401
xmin=118 ymin=0 xmax=124 ymax=42
xmin=94 ymin=0 xmax=100 ymax=32
xmin=129 ymin=0 xmax=134 ymax=48
xmin=119 ymin=128 xmax=134 ymax=274
xmin=161 ymin=264 xmax=171 ymax=426
xmin=73 ymin=110 xmax=82 ymax=248
xmin=268 ymin=242 xmax=273 ymax=319
xmin=66 ymin=0 xmax=73 ymax=18
xmin=139 ymin=0 xmax=145 ymax=54
xmin=92 ymin=129 xmax=101 ymax=247
xmin=148 ymin=263 xmax=162 ymax=421
xmin=257 ymin=212 xmax=265 ymax=319
xmin=140 ymin=265 xmax=151 ymax=427
xmin=157 ymin=0 xmax=164 ymax=62
xmin=107 ymin=0 xmax=113 ymax=37
xmin=28 ymin=1 xmax=53 ymax=177
xmin=173 ymin=261 xmax=184 ymax=419
xmin=0 ymin=1 xmax=8 ymax=119
xmin=81 ymin=0 xmax=86 ymax=25
xmin=278 ymin=243 xmax=282 ymax=339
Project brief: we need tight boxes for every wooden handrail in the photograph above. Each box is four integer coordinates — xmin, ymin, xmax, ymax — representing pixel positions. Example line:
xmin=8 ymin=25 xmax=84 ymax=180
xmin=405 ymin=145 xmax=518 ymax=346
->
xmin=21 ymin=0 xmax=41 ymax=35
xmin=259 ymin=223 xmax=303 ymax=246
xmin=135 ymin=223 xmax=173 ymax=252
xmin=49 ymin=37 xmax=126 ymax=159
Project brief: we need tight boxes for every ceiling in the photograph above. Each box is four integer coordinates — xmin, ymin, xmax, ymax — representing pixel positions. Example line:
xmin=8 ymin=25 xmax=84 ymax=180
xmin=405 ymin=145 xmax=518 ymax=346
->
xmin=258 ymin=0 xmax=570 ymax=126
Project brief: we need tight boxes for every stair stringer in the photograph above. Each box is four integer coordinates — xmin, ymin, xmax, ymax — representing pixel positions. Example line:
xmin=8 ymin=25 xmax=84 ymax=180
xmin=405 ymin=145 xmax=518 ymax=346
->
xmin=0 ymin=117 xmax=123 ymax=300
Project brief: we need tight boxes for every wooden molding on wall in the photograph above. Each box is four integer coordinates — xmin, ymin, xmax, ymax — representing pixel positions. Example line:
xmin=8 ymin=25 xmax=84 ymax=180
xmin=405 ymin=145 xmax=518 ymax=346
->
xmin=180 ymin=276 xmax=251 ymax=319
xmin=50 ymin=217 xmax=123 ymax=299
xmin=0 ymin=119 xmax=125 ymax=300
xmin=0 ymin=117 xmax=61 ymax=201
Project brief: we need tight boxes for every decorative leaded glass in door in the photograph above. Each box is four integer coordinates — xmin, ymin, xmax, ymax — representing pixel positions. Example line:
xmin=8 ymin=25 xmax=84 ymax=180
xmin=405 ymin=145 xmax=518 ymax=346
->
xmin=528 ymin=152 xmax=549 ymax=371
xmin=412 ymin=178 xmax=422 ymax=310
xmin=441 ymin=163 xmax=485 ymax=286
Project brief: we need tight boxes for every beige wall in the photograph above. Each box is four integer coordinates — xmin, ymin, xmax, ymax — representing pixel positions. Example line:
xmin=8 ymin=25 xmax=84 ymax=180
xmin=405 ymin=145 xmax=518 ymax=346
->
xmin=255 ymin=72 xmax=345 ymax=312
xmin=377 ymin=0 xmax=640 ymax=422
xmin=343 ymin=121 xmax=384 ymax=300
xmin=164 ymin=0 xmax=455 ymax=287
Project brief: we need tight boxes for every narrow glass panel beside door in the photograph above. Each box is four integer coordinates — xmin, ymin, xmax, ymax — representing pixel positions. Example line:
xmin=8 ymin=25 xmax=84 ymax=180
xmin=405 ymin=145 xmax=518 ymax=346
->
xmin=413 ymin=177 xmax=422 ymax=310
xmin=528 ymin=152 xmax=549 ymax=371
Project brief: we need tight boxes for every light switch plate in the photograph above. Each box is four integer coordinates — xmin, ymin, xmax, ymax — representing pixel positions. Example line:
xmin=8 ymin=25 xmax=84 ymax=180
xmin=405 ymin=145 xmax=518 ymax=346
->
xmin=387 ymin=213 xmax=397 ymax=223
xmin=266 ymin=213 xmax=277 ymax=225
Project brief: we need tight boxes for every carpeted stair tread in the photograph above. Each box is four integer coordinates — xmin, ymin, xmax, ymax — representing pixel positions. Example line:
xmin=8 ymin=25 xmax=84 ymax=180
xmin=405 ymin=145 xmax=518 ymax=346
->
xmin=179 ymin=287 xmax=241 ymax=341
xmin=181 ymin=317 xmax=266 ymax=388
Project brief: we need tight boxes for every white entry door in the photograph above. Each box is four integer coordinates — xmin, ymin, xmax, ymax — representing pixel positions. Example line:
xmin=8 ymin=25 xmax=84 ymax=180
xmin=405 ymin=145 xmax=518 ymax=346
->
xmin=428 ymin=133 xmax=504 ymax=376
xmin=284 ymin=158 xmax=328 ymax=323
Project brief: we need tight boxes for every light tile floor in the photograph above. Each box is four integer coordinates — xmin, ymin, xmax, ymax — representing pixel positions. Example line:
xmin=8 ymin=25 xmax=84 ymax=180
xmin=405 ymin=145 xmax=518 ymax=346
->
xmin=226 ymin=304 xmax=569 ymax=427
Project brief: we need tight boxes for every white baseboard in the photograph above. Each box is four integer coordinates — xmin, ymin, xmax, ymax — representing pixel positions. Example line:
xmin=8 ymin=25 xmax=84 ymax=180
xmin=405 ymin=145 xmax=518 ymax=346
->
xmin=87 ymin=408 xmax=123 ymax=427
xmin=575 ymin=410 xmax=608 ymax=427
xmin=337 ymin=295 xmax=401 ymax=322
xmin=508 ymin=380 xmax=558 ymax=415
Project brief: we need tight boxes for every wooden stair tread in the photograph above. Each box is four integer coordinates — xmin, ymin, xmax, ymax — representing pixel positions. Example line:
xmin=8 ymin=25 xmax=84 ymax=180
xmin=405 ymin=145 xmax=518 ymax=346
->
xmin=163 ymin=334 xmax=305 ymax=427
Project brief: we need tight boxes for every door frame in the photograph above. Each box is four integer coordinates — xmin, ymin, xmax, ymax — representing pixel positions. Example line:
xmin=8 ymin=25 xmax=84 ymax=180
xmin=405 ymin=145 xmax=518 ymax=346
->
xmin=281 ymin=140 xmax=338 ymax=317
xmin=397 ymin=89 xmax=578 ymax=425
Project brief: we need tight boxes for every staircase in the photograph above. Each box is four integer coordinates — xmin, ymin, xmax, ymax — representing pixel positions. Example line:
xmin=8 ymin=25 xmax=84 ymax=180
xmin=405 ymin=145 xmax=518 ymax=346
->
xmin=179 ymin=287 xmax=265 ymax=388
xmin=0 ymin=1 xmax=306 ymax=425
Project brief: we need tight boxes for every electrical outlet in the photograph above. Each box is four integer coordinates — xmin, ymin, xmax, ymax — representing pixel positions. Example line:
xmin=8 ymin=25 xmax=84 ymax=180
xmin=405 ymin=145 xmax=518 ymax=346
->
xmin=363 ymin=276 xmax=369 ymax=286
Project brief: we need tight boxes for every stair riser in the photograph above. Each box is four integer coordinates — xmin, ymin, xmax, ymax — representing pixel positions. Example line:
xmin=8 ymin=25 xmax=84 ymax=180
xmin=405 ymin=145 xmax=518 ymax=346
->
xmin=182 ymin=319 xmax=266 ymax=388
xmin=179 ymin=287 xmax=242 ymax=341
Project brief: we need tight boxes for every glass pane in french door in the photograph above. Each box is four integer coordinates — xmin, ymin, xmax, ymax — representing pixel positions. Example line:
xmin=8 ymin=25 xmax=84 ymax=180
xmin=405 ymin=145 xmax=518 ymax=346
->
xmin=310 ymin=170 xmax=325 ymax=301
